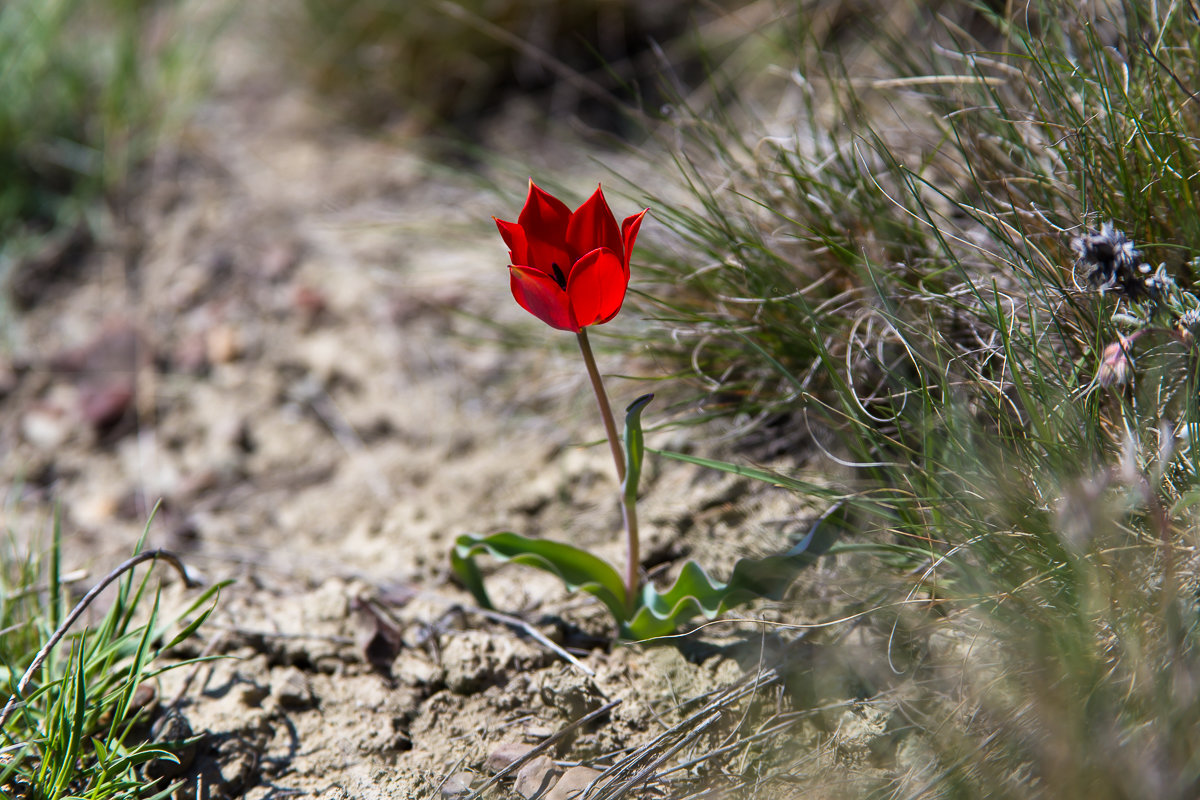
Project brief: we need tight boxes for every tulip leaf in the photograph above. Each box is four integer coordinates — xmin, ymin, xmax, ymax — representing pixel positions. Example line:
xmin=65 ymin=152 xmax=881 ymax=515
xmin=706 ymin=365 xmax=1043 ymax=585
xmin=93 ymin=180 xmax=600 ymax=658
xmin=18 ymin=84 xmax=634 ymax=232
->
xmin=622 ymin=394 xmax=654 ymax=505
xmin=451 ymin=532 xmax=628 ymax=624
xmin=622 ymin=502 xmax=845 ymax=639
xmin=452 ymin=504 xmax=844 ymax=640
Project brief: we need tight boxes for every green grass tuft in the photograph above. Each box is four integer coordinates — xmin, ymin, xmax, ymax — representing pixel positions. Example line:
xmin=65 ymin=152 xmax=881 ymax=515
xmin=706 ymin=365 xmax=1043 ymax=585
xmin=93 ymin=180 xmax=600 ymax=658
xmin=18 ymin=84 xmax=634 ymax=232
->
xmin=0 ymin=513 xmax=224 ymax=799
xmin=629 ymin=1 xmax=1200 ymax=796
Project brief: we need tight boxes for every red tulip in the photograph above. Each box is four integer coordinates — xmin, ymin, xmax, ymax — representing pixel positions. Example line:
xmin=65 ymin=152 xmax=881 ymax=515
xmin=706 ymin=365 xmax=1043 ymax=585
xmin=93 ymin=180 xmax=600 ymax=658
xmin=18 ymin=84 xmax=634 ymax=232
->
xmin=495 ymin=180 xmax=648 ymax=332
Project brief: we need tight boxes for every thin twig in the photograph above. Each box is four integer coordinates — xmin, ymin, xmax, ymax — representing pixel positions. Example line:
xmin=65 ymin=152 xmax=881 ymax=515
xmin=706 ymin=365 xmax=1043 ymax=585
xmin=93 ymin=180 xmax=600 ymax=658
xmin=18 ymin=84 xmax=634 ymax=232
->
xmin=3 ymin=570 xmax=90 ymax=603
xmin=599 ymin=711 xmax=724 ymax=799
xmin=0 ymin=549 xmax=198 ymax=735
xmin=658 ymin=712 xmax=810 ymax=777
xmin=417 ymin=590 xmax=597 ymax=677
xmin=465 ymin=699 xmax=621 ymax=800
xmin=465 ymin=605 xmax=596 ymax=678
xmin=1140 ymin=35 xmax=1200 ymax=108
xmin=433 ymin=755 xmax=469 ymax=797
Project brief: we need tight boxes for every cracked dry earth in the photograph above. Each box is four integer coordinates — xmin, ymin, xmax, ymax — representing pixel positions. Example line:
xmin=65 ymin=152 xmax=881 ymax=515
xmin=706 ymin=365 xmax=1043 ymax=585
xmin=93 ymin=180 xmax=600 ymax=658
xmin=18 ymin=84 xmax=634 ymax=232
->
xmin=0 ymin=29 xmax=845 ymax=800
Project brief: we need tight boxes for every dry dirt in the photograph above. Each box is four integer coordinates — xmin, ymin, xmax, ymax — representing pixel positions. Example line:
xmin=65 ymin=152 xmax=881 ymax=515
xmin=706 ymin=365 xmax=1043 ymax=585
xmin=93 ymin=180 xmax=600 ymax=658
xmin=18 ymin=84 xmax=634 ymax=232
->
xmin=0 ymin=21 xmax=871 ymax=800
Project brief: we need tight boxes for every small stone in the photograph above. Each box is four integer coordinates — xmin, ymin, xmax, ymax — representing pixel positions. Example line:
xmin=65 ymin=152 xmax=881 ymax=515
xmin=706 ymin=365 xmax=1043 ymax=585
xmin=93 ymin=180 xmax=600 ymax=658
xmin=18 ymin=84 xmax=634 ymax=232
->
xmin=293 ymin=284 xmax=327 ymax=320
xmin=394 ymin=651 xmax=444 ymax=688
xmin=261 ymin=241 xmax=302 ymax=280
xmin=441 ymin=770 xmax=475 ymax=798
xmin=131 ymin=682 xmax=158 ymax=712
xmin=235 ymin=682 xmax=270 ymax=708
xmin=78 ymin=378 xmax=134 ymax=431
xmin=546 ymin=766 xmax=604 ymax=800
xmin=75 ymin=491 xmax=120 ymax=527
xmin=173 ymin=332 xmax=210 ymax=374
xmin=539 ymin=667 xmax=604 ymax=720
xmin=270 ymin=666 xmax=315 ymax=709
xmin=515 ymin=755 xmax=561 ymax=799
xmin=303 ymin=579 xmax=351 ymax=622
xmin=442 ymin=631 xmax=515 ymax=694
xmin=486 ymin=742 xmax=536 ymax=774
xmin=142 ymin=709 xmax=197 ymax=782
xmin=21 ymin=404 xmax=72 ymax=450
xmin=206 ymin=324 xmax=240 ymax=364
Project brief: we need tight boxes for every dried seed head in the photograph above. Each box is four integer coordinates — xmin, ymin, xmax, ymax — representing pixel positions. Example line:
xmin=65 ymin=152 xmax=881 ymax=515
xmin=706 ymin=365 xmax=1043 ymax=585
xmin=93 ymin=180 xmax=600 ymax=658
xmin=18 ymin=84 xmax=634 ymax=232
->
xmin=1097 ymin=334 xmax=1138 ymax=387
xmin=1071 ymin=222 xmax=1153 ymax=299
xmin=1176 ymin=308 xmax=1200 ymax=345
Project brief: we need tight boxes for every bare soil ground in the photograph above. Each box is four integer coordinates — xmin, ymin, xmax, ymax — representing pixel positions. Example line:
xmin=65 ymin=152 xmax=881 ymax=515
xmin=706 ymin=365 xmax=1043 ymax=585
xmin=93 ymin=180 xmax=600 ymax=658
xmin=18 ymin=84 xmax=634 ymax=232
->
xmin=0 ymin=23 xmax=863 ymax=800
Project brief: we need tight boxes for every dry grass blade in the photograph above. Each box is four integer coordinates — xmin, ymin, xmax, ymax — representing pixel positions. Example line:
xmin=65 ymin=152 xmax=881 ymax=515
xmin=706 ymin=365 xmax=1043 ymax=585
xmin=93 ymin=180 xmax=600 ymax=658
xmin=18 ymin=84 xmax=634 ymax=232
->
xmin=465 ymin=699 xmax=622 ymax=800
xmin=599 ymin=710 xmax=723 ymax=798
xmin=582 ymin=667 xmax=782 ymax=799
xmin=464 ymin=604 xmax=597 ymax=678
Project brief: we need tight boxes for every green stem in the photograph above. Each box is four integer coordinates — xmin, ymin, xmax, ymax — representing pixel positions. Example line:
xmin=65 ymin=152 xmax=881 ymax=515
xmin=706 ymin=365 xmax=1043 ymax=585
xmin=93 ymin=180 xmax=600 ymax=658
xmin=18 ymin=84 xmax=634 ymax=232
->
xmin=576 ymin=329 xmax=638 ymax=612
xmin=576 ymin=329 xmax=625 ymax=483
xmin=621 ymin=492 xmax=640 ymax=615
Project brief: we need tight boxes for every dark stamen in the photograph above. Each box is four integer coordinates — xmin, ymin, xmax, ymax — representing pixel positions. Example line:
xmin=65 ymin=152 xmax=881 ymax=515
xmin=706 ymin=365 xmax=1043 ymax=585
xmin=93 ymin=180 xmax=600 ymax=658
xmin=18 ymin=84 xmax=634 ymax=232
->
xmin=551 ymin=263 xmax=567 ymax=289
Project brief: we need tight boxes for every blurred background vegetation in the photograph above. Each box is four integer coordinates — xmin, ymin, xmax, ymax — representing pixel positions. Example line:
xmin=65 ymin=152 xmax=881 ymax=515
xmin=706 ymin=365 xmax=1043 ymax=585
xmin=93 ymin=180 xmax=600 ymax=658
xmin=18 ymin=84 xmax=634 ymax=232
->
xmin=0 ymin=0 xmax=205 ymax=241
xmin=277 ymin=0 xmax=745 ymax=133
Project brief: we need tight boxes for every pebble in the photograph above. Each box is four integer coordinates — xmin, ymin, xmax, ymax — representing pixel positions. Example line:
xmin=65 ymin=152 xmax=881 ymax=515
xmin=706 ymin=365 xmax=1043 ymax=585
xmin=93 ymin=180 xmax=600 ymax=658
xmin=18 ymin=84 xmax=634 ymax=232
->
xmin=270 ymin=666 xmax=315 ymax=709
xmin=142 ymin=709 xmax=197 ymax=782
xmin=539 ymin=667 xmax=604 ymax=720
xmin=546 ymin=766 xmax=605 ymax=800
xmin=206 ymin=324 xmax=241 ymax=364
xmin=79 ymin=378 xmax=134 ymax=431
xmin=486 ymin=742 xmax=536 ymax=774
xmin=440 ymin=770 xmax=474 ymax=798
xmin=514 ymin=755 xmax=561 ymax=799
xmin=21 ymin=404 xmax=72 ymax=450
xmin=393 ymin=651 xmax=444 ymax=688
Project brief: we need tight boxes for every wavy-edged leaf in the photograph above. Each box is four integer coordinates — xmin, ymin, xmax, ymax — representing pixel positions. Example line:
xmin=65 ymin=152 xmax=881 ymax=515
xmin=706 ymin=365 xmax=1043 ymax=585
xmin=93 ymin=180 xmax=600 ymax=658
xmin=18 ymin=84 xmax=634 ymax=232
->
xmin=451 ymin=532 xmax=628 ymax=623
xmin=623 ymin=503 xmax=845 ymax=639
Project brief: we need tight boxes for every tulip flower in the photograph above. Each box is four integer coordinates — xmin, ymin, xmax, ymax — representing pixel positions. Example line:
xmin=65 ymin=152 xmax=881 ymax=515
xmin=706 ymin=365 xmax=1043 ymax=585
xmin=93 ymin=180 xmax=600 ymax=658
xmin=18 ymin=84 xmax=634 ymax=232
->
xmin=456 ymin=183 xmax=827 ymax=638
xmin=493 ymin=180 xmax=650 ymax=609
xmin=495 ymin=180 xmax=647 ymax=333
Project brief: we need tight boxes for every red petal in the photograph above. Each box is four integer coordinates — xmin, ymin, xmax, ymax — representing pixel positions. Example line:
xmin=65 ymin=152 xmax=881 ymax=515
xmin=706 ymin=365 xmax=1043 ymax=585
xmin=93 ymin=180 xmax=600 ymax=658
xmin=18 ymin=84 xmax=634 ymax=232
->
xmin=524 ymin=239 xmax=572 ymax=280
xmin=566 ymin=184 xmax=622 ymax=264
xmin=620 ymin=208 xmax=648 ymax=274
xmin=494 ymin=217 xmax=528 ymax=266
xmin=510 ymin=266 xmax=578 ymax=331
xmin=518 ymin=180 xmax=571 ymax=248
xmin=566 ymin=248 xmax=627 ymax=328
